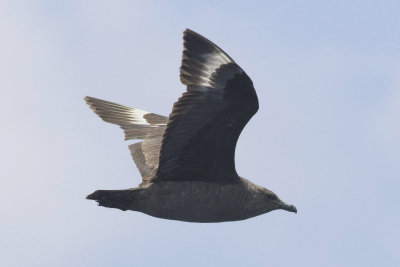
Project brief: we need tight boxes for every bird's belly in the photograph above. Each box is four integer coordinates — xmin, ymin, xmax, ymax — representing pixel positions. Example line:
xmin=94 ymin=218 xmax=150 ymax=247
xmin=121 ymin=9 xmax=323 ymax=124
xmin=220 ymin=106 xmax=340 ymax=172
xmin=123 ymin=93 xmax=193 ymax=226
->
xmin=133 ymin=181 xmax=251 ymax=223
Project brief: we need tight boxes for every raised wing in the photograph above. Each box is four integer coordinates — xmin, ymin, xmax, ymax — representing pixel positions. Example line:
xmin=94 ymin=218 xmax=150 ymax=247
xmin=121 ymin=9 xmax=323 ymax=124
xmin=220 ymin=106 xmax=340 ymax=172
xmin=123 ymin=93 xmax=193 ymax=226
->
xmin=155 ymin=29 xmax=259 ymax=183
xmin=84 ymin=97 xmax=167 ymax=181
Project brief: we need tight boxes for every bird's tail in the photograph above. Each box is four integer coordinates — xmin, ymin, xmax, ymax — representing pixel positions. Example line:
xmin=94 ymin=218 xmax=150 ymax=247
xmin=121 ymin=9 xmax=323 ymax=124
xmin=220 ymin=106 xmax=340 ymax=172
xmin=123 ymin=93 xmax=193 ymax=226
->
xmin=86 ymin=189 xmax=135 ymax=211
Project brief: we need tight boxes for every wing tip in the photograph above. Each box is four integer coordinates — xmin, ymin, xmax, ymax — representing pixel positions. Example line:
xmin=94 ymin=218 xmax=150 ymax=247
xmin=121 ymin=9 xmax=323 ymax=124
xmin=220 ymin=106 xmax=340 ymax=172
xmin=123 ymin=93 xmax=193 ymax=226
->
xmin=84 ymin=96 xmax=97 ymax=113
xmin=183 ymin=28 xmax=195 ymax=35
xmin=183 ymin=28 xmax=210 ymax=46
xmin=84 ymin=96 xmax=99 ymax=108
xmin=84 ymin=96 xmax=91 ymax=104
xmin=181 ymin=28 xmax=234 ymax=63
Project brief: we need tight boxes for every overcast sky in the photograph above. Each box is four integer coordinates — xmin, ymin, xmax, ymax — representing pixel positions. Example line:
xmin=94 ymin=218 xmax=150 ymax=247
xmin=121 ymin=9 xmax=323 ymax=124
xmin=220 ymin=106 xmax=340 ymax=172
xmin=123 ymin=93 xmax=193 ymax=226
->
xmin=1 ymin=1 xmax=399 ymax=266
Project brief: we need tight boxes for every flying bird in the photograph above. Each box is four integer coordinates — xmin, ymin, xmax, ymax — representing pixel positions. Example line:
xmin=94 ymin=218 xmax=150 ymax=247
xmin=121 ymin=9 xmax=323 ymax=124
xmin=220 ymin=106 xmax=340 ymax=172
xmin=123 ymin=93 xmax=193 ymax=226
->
xmin=85 ymin=29 xmax=297 ymax=222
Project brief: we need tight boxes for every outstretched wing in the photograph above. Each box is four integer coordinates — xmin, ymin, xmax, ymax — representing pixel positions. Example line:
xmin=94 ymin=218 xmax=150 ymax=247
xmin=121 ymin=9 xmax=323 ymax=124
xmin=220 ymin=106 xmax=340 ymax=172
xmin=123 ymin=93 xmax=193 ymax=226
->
xmin=155 ymin=29 xmax=259 ymax=183
xmin=84 ymin=97 xmax=167 ymax=181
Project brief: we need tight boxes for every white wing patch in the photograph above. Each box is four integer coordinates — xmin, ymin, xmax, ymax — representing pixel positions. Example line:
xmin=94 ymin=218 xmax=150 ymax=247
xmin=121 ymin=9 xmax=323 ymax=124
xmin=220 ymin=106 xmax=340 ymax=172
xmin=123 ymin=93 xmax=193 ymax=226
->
xmin=180 ymin=29 xmax=241 ymax=91
xmin=85 ymin=96 xmax=168 ymax=180
xmin=198 ymin=51 xmax=232 ymax=87
xmin=84 ymin=96 xmax=168 ymax=141
xmin=128 ymin=109 xmax=151 ymax=125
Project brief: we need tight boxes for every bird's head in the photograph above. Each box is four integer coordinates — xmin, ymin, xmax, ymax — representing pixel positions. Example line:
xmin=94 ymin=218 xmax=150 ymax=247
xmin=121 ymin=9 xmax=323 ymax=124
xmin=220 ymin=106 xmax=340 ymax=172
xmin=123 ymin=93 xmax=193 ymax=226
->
xmin=261 ymin=189 xmax=297 ymax=214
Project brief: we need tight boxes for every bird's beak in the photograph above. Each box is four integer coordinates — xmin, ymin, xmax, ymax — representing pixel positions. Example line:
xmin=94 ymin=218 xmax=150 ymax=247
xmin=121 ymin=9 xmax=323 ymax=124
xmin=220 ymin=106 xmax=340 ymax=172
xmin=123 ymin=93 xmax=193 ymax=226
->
xmin=280 ymin=203 xmax=297 ymax=213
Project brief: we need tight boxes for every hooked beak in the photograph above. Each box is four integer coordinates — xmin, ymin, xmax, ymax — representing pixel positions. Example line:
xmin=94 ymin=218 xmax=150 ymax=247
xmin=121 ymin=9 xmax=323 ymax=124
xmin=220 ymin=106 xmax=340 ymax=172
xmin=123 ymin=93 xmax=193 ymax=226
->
xmin=280 ymin=203 xmax=297 ymax=213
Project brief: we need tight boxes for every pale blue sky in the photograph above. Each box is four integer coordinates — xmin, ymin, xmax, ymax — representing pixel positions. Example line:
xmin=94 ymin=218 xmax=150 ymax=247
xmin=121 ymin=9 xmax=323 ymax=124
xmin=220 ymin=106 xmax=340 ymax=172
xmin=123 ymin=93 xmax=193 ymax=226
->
xmin=1 ymin=1 xmax=399 ymax=266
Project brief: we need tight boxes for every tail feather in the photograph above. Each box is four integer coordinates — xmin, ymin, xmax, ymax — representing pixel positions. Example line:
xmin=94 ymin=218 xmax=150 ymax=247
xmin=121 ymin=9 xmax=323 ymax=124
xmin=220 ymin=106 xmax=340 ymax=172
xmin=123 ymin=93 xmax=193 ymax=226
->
xmin=86 ymin=190 xmax=134 ymax=211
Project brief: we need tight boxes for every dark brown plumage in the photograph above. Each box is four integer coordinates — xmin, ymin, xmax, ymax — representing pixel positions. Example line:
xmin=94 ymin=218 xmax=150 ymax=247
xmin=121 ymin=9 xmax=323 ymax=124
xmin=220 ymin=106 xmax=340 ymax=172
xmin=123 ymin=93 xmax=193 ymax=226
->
xmin=85 ymin=29 xmax=297 ymax=222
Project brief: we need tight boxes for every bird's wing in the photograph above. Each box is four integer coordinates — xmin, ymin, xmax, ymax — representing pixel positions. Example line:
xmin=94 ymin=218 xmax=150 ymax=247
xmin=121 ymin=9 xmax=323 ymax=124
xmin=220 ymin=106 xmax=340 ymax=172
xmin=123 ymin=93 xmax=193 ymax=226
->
xmin=84 ymin=97 xmax=167 ymax=180
xmin=154 ymin=29 xmax=259 ymax=183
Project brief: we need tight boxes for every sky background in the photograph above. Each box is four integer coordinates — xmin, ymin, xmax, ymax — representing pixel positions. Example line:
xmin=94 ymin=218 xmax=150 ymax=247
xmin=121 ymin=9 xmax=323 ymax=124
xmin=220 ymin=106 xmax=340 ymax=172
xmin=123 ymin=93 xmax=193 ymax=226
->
xmin=1 ymin=1 xmax=399 ymax=266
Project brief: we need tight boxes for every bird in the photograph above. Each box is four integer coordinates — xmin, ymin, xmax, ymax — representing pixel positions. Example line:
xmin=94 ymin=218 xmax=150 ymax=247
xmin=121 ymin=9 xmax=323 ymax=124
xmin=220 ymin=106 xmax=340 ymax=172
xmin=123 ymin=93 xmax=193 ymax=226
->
xmin=85 ymin=29 xmax=297 ymax=222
